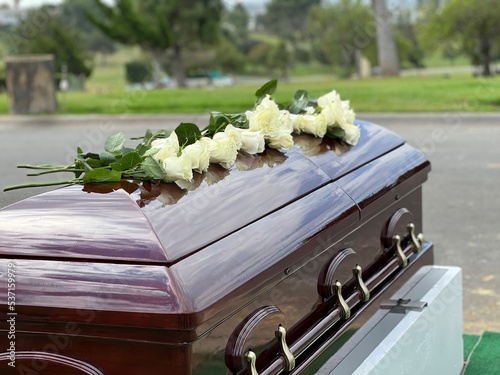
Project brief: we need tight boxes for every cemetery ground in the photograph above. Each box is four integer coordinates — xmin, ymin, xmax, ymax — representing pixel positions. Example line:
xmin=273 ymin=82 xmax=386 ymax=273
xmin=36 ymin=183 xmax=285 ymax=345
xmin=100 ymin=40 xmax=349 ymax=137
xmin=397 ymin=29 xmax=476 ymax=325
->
xmin=1 ymin=73 xmax=499 ymax=114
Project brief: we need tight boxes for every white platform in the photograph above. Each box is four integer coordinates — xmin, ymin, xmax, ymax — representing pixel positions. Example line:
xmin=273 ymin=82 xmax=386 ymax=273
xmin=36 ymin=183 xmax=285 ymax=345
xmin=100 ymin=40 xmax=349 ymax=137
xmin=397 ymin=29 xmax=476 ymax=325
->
xmin=318 ymin=266 xmax=463 ymax=375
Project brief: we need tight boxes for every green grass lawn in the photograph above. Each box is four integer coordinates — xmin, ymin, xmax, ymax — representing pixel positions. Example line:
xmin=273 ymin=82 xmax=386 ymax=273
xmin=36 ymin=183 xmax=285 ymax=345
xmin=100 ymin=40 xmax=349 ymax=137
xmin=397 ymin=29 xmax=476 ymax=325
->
xmin=1 ymin=74 xmax=499 ymax=114
xmin=2 ymin=42 xmax=495 ymax=115
xmin=422 ymin=50 xmax=471 ymax=68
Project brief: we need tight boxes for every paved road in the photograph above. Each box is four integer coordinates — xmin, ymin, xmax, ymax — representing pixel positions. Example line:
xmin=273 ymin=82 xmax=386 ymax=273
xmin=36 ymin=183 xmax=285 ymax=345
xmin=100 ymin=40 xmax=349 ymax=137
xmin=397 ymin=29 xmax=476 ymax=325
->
xmin=0 ymin=113 xmax=499 ymax=334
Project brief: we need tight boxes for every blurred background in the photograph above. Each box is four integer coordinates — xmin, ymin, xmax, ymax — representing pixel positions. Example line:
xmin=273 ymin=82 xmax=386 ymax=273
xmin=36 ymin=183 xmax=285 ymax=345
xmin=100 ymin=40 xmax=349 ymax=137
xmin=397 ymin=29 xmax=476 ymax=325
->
xmin=0 ymin=0 xmax=498 ymax=114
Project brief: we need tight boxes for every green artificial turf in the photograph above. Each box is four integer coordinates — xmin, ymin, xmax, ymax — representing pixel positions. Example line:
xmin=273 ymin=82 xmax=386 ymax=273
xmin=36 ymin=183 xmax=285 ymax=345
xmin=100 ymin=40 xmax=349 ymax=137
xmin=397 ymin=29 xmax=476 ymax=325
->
xmin=463 ymin=334 xmax=481 ymax=359
xmin=464 ymin=332 xmax=500 ymax=375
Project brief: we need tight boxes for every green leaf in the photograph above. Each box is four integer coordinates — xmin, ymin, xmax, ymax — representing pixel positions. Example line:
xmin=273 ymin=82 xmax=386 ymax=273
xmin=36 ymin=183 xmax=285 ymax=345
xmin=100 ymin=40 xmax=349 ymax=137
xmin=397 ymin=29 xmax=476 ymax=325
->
xmin=99 ymin=151 xmax=117 ymax=165
xmin=82 ymin=152 xmax=100 ymax=160
xmin=121 ymin=147 xmax=135 ymax=155
xmin=83 ymin=169 xmax=122 ymax=183
xmin=86 ymin=158 xmax=103 ymax=168
xmin=203 ymin=113 xmax=230 ymax=137
xmin=226 ymin=113 xmax=249 ymax=129
xmin=105 ymin=132 xmax=126 ymax=153
xmin=326 ymin=126 xmax=346 ymax=140
xmin=255 ymin=79 xmax=277 ymax=101
xmin=147 ymin=129 xmax=170 ymax=146
xmin=143 ymin=129 xmax=153 ymax=143
xmin=142 ymin=157 xmax=165 ymax=180
xmin=175 ymin=123 xmax=202 ymax=148
xmin=109 ymin=163 xmax=124 ymax=171
xmin=75 ymin=155 xmax=93 ymax=172
xmin=135 ymin=143 xmax=150 ymax=157
xmin=77 ymin=147 xmax=84 ymax=155
xmin=289 ymin=90 xmax=310 ymax=114
xmin=120 ymin=152 xmax=142 ymax=170
xmin=143 ymin=147 xmax=160 ymax=157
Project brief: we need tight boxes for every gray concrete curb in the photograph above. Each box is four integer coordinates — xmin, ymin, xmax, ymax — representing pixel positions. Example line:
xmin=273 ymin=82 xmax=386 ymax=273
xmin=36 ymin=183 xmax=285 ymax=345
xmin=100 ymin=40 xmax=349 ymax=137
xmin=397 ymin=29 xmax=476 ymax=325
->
xmin=0 ymin=112 xmax=499 ymax=127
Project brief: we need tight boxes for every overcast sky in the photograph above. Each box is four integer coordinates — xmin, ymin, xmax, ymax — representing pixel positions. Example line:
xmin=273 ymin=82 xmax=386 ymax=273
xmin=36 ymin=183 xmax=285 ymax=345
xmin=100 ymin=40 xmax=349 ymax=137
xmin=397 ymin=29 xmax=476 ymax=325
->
xmin=0 ymin=0 xmax=265 ymax=8
xmin=0 ymin=0 xmax=414 ymax=12
xmin=0 ymin=0 xmax=59 ymax=6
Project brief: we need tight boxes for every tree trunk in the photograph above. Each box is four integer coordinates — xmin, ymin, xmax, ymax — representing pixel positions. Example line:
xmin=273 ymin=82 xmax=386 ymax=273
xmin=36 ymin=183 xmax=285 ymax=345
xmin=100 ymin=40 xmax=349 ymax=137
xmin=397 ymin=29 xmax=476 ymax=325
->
xmin=151 ymin=50 xmax=163 ymax=88
xmin=371 ymin=0 xmax=400 ymax=76
xmin=480 ymin=38 xmax=491 ymax=76
xmin=4 ymin=54 xmax=58 ymax=114
xmin=172 ymin=44 xmax=187 ymax=88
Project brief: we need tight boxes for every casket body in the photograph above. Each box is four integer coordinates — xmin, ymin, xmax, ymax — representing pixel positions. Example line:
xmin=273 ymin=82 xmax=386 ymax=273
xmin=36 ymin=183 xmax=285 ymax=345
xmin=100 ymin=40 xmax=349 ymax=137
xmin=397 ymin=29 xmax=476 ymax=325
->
xmin=0 ymin=120 xmax=432 ymax=375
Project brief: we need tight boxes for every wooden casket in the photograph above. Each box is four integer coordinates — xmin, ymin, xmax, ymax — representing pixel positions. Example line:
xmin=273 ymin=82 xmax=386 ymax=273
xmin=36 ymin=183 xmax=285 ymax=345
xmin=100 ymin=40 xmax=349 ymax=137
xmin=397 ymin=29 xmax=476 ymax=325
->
xmin=0 ymin=120 xmax=433 ymax=375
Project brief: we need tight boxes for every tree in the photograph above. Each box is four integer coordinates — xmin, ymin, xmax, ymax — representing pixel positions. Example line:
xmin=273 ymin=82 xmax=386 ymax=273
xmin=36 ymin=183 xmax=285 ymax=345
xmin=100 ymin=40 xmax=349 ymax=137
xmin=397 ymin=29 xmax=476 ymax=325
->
xmin=223 ymin=3 xmax=250 ymax=50
xmin=85 ymin=0 xmax=223 ymax=87
xmin=60 ymin=0 xmax=116 ymax=60
xmin=419 ymin=0 xmax=500 ymax=76
xmin=307 ymin=0 xmax=373 ymax=77
xmin=258 ymin=0 xmax=321 ymax=47
xmin=14 ymin=7 xmax=93 ymax=79
xmin=267 ymin=40 xmax=292 ymax=79
xmin=371 ymin=0 xmax=400 ymax=76
xmin=395 ymin=11 xmax=425 ymax=68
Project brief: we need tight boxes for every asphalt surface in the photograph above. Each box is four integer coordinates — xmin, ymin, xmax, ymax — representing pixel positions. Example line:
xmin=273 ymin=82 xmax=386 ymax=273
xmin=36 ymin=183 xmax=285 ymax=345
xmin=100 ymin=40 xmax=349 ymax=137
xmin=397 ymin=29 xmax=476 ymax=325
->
xmin=0 ymin=113 xmax=499 ymax=334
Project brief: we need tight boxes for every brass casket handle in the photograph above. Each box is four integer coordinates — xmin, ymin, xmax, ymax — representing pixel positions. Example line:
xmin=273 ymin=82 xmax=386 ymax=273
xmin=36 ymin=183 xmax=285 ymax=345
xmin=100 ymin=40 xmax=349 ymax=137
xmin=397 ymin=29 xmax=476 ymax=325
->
xmin=245 ymin=350 xmax=259 ymax=375
xmin=382 ymin=208 xmax=425 ymax=266
xmin=225 ymin=306 xmax=295 ymax=374
xmin=275 ymin=325 xmax=295 ymax=371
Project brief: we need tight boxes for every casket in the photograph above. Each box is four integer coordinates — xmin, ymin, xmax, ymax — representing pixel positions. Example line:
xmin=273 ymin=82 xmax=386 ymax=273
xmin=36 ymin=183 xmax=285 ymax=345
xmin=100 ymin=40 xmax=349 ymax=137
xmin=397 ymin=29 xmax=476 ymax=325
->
xmin=0 ymin=120 xmax=433 ymax=375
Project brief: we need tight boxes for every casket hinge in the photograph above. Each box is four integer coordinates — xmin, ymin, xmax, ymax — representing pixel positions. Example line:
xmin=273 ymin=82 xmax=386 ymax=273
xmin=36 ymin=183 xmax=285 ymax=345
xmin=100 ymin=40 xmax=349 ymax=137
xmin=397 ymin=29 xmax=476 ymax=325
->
xmin=380 ymin=298 xmax=428 ymax=314
xmin=392 ymin=235 xmax=408 ymax=268
xmin=407 ymin=223 xmax=424 ymax=254
xmin=245 ymin=350 xmax=259 ymax=375
xmin=353 ymin=265 xmax=370 ymax=302
xmin=275 ymin=325 xmax=295 ymax=371
xmin=332 ymin=281 xmax=351 ymax=319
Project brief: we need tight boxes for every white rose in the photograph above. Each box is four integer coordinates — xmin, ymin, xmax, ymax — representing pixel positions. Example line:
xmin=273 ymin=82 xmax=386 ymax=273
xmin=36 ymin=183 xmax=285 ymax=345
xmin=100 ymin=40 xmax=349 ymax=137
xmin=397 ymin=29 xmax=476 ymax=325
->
xmin=151 ymin=132 xmax=180 ymax=162
xmin=246 ymin=95 xmax=294 ymax=150
xmin=341 ymin=123 xmax=361 ymax=146
xmin=161 ymin=154 xmax=193 ymax=183
xmin=317 ymin=90 xmax=341 ymax=109
xmin=234 ymin=128 xmax=265 ymax=154
xmin=182 ymin=139 xmax=211 ymax=174
xmin=304 ymin=106 xmax=316 ymax=115
xmin=293 ymin=113 xmax=328 ymax=138
xmin=342 ymin=100 xmax=356 ymax=124
xmin=267 ymin=128 xmax=294 ymax=150
xmin=206 ymin=134 xmax=239 ymax=169
xmin=290 ymin=114 xmax=300 ymax=133
xmin=223 ymin=124 xmax=243 ymax=149
xmin=318 ymin=90 xmax=355 ymax=126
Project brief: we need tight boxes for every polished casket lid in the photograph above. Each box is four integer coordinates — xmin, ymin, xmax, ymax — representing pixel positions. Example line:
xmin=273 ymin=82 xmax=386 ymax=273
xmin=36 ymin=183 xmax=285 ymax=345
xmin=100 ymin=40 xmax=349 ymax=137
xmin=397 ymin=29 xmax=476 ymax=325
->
xmin=0 ymin=120 xmax=425 ymax=332
xmin=0 ymin=120 xmax=403 ymax=265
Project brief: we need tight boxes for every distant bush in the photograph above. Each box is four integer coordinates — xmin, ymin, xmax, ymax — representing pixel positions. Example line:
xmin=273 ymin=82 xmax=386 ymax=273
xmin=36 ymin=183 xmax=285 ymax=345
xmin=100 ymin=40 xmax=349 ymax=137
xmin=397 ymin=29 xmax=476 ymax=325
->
xmin=125 ymin=61 xmax=151 ymax=84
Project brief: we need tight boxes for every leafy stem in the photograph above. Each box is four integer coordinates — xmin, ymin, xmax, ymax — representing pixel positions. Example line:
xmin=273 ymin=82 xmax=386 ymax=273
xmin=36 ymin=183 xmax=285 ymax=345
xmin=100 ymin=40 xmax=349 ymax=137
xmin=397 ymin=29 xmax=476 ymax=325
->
xmin=3 ymin=179 xmax=81 ymax=192
xmin=27 ymin=168 xmax=86 ymax=176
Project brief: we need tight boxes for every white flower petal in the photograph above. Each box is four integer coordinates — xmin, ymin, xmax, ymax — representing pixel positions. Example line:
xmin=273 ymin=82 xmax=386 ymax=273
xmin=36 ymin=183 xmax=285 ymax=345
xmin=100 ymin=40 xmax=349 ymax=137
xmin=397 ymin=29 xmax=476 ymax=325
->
xmin=182 ymin=139 xmax=211 ymax=173
xmin=162 ymin=154 xmax=193 ymax=183
xmin=209 ymin=135 xmax=239 ymax=169
xmin=246 ymin=95 xmax=294 ymax=150
xmin=235 ymin=128 xmax=266 ymax=154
